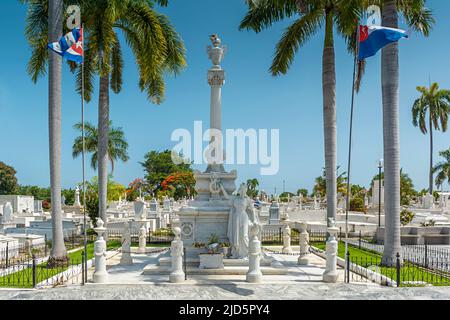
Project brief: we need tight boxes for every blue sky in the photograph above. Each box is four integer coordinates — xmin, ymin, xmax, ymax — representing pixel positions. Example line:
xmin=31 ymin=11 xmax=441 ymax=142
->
xmin=1 ymin=0 xmax=449 ymax=194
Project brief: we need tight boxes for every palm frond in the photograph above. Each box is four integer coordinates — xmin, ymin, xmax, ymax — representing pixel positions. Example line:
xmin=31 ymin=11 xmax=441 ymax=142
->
xmin=270 ymin=9 xmax=323 ymax=76
xmin=239 ymin=0 xmax=300 ymax=33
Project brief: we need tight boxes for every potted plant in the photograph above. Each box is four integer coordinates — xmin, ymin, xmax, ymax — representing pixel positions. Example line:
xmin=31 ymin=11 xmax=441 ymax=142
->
xmin=198 ymin=234 xmax=224 ymax=269
xmin=220 ymin=242 xmax=231 ymax=258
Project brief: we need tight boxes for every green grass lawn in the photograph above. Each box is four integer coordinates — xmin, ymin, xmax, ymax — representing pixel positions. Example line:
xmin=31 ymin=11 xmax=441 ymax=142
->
xmin=0 ymin=241 xmax=121 ymax=289
xmin=312 ymin=241 xmax=450 ymax=287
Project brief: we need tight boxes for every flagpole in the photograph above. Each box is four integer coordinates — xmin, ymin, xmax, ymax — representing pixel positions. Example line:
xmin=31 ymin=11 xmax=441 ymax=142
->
xmin=80 ymin=24 xmax=88 ymax=284
xmin=344 ymin=23 xmax=360 ymax=284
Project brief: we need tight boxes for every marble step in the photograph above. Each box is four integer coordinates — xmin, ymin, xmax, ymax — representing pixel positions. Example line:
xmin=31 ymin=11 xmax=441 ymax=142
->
xmin=143 ymin=265 xmax=288 ymax=276
xmin=157 ymin=257 xmax=273 ymax=267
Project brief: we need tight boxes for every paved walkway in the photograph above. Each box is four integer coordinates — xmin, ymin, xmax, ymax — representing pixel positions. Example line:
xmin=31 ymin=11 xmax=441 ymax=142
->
xmin=1 ymin=247 xmax=449 ymax=300
xmin=1 ymin=282 xmax=450 ymax=300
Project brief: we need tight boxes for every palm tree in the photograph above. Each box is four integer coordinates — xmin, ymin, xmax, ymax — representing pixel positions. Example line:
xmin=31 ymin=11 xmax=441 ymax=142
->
xmin=246 ymin=178 xmax=260 ymax=198
xmin=433 ymin=148 xmax=450 ymax=189
xmin=380 ymin=0 xmax=433 ymax=265
xmin=313 ymin=167 xmax=347 ymax=199
xmin=73 ymin=0 xmax=186 ymax=224
xmin=72 ymin=121 xmax=130 ymax=175
xmin=412 ymin=83 xmax=450 ymax=194
xmin=21 ymin=0 xmax=68 ymax=266
xmin=240 ymin=0 xmax=364 ymax=228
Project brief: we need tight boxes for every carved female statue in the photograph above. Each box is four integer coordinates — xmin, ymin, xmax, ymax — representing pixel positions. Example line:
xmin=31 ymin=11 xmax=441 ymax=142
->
xmin=220 ymin=182 xmax=260 ymax=259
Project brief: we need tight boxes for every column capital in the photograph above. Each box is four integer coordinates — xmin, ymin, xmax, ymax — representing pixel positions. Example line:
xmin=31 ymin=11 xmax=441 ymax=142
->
xmin=208 ymin=69 xmax=225 ymax=86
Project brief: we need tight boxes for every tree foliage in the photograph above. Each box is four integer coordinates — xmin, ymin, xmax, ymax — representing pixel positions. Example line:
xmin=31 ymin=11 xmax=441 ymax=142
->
xmin=246 ymin=178 xmax=260 ymax=199
xmin=160 ymin=172 xmax=196 ymax=200
xmin=0 ymin=162 xmax=19 ymax=195
xmin=141 ymin=150 xmax=192 ymax=191
xmin=433 ymin=148 xmax=450 ymax=189
xmin=313 ymin=167 xmax=347 ymax=197
xmin=72 ymin=121 xmax=129 ymax=174
xmin=296 ymin=188 xmax=308 ymax=198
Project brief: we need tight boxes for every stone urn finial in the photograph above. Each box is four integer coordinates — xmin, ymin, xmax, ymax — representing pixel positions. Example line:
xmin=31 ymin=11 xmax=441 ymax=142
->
xmin=210 ymin=34 xmax=221 ymax=47
xmin=173 ymin=227 xmax=181 ymax=240
xmin=207 ymin=34 xmax=226 ymax=68
xmin=97 ymin=218 xmax=104 ymax=229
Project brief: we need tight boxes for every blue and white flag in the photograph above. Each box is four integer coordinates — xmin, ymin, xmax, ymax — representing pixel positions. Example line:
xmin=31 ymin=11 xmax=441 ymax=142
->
xmin=358 ymin=25 xmax=408 ymax=61
xmin=48 ymin=28 xmax=84 ymax=64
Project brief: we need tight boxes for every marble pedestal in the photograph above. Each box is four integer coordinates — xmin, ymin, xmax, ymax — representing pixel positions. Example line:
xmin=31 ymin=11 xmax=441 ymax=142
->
xmin=177 ymin=170 xmax=237 ymax=248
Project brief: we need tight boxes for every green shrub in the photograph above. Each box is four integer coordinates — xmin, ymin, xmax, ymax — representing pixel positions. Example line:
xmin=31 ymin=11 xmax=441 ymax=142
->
xmin=350 ymin=197 xmax=365 ymax=212
xmin=400 ymin=209 xmax=415 ymax=226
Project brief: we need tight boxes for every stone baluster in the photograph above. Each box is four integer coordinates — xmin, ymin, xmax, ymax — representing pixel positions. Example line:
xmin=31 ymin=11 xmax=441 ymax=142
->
xmin=323 ymin=226 xmax=339 ymax=283
xmin=120 ymin=221 xmax=132 ymax=265
xmin=246 ymin=224 xmax=263 ymax=283
xmin=93 ymin=218 xmax=108 ymax=283
xmin=282 ymin=224 xmax=292 ymax=254
xmin=298 ymin=222 xmax=311 ymax=265
xmin=169 ymin=227 xmax=185 ymax=283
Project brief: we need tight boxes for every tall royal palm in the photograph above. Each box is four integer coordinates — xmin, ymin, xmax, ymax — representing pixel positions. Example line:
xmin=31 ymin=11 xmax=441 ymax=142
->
xmin=433 ymin=148 xmax=450 ymax=190
xmin=380 ymin=0 xmax=433 ymax=265
xmin=240 ymin=0 xmax=363 ymax=227
xmin=22 ymin=0 xmax=68 ymax=265
xmin=72 ymin=121 xmax=130 ymax=175
xmin=412 ymin=83 xmax=450 ymax=194
xmin=77 ymin=0 xmax=186 ymax=224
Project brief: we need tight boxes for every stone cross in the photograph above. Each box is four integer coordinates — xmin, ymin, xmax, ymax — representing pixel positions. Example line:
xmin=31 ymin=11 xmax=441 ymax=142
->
xmin=169 ymin=227 xmax=185 ymax=283
xmin=246 ymin=224 xmax=263 ymax=283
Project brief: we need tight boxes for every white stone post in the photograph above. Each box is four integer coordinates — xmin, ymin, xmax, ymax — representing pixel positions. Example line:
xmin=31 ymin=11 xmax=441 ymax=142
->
xmin=282 ymin=224 xmax=292 ymax=254
xmin=93 ymin=218 xmax=108 ymax=283
xmin=74 ymin=186 xmax=81 ymax=207
xmin=169 ymin=227 xmax=185 ymax=283
xmin=298 ymin=222 xmax=311 ymax=265
xmin=323 ymin=226 xmax=340 ymax=283
xmin=138 ymin=222 xmax=147 ymax=254
xmin=246 ymin=224 xmax=263 ymax=283
xmin=120 ymin=221 xmax=132 ymax=265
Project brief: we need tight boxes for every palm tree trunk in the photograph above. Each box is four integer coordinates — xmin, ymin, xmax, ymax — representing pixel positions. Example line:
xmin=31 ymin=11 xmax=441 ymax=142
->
xmin=323 ymin=11 xmax=337 ymax=227
xmin=47 ymin=0 xmax=67 ymax=266
xmin=429 ymin=115 xmax=434 ymax=194
xmin=381 ymin=0 xmax=402 ymax=265
xmin=98 ymin=75 xmax=110 ymax=226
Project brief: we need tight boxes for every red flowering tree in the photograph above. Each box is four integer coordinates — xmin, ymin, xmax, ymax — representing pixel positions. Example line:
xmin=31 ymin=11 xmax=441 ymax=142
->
xmin=160 ymin=172 xmax=196 ymax=200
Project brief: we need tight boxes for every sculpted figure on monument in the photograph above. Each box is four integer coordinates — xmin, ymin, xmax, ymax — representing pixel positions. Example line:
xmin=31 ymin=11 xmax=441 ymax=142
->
xmin=219 ymin=182 xmax=261 ymax=259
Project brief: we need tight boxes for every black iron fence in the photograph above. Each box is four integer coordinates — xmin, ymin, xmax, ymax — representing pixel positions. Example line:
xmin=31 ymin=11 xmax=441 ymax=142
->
xmin=345 ymin=251 xmax=450 ymax=287
xmin=106 ymin=228 xmax=175 ymax=245
xmin=0 ymin=242 xmax=47 ymax=270
xmin=260 ymin=228 xmax=300 ymax=245
xmin=0 ymin=252 xmax=85 ymax=289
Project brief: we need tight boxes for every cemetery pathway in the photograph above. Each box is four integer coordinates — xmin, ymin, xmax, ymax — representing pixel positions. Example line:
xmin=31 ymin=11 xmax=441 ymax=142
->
xmin=1 ymin=282 xmax=450 ymax=300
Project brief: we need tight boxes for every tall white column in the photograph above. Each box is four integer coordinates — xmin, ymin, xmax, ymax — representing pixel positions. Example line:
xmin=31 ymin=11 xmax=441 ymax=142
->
xmin=206 ymin=34 xmax=226 ymax=172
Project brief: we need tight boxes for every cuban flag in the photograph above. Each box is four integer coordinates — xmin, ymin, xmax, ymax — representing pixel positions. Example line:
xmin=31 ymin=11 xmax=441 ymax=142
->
xmin=48 ymin=28 xmax=84 ymax=64
xmin=358 ymin=25 xmax=408 ymax=61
